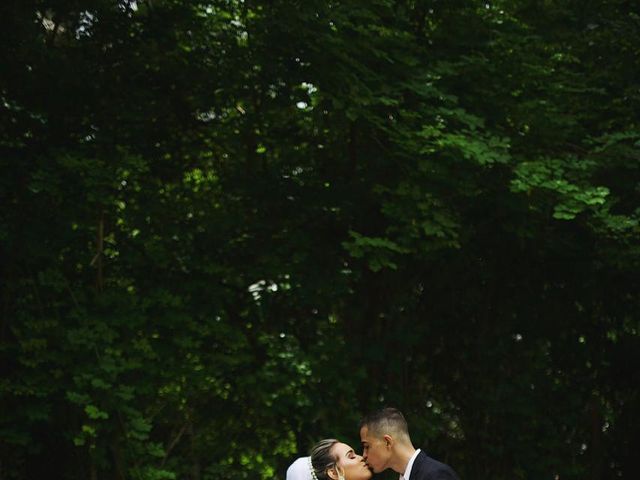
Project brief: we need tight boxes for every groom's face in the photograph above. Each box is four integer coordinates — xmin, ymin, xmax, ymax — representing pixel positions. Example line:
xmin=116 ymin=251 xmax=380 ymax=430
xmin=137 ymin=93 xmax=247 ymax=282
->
xmin=360 ymin=426 xmax=390 ymax=473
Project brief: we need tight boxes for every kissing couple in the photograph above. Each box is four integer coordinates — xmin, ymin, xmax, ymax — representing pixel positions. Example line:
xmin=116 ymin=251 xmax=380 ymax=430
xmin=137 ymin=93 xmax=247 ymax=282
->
xmin=287 ymin=408 xmax=460 ymax=480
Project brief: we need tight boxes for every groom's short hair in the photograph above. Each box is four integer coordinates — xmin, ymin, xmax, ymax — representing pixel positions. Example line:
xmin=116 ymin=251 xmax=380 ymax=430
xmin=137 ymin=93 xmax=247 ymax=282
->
xmin=360 ymin=407 xmax=410 ymax=442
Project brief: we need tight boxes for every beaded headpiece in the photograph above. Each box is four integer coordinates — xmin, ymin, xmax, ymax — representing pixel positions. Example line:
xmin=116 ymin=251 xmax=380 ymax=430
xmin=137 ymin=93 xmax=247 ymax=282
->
xmin=308 ymin=456 xmax=320 ymax=480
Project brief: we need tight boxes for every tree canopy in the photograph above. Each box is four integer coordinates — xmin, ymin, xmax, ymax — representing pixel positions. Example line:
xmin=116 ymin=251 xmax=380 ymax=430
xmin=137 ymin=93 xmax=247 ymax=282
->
xmin=1 ymin=1 xmax=639 ymax=479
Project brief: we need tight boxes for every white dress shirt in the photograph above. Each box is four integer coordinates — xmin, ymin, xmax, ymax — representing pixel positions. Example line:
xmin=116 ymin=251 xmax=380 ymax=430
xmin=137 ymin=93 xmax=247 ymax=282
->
xmin=399 ymin=448 xmax=421 ymax=480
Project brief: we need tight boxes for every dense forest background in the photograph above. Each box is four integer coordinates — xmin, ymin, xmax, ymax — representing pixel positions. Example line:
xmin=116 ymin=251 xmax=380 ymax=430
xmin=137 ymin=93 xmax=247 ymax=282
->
xmin=1 ymin=1 xmax=639 ymax=479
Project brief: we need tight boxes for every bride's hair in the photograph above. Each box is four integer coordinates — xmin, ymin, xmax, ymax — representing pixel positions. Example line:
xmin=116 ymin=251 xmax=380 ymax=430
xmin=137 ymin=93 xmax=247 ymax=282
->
xmin=310 ymin=439 xmax=343 ymax=480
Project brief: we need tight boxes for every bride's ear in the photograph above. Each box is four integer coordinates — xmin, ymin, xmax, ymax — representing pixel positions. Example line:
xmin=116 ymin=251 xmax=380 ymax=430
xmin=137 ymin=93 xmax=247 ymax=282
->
xmin=327 ymin=466 xmax=344 ymax=480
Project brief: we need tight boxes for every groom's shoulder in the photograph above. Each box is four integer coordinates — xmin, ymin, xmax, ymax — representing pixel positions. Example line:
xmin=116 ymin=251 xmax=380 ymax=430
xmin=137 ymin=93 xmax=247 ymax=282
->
xmin=413 ymin=451 xmax=460 ymax=480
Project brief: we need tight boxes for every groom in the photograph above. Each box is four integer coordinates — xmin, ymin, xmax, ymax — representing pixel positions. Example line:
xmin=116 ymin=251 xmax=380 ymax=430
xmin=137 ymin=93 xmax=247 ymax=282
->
xmin=359 ymin=408 xmax=460 ymax=480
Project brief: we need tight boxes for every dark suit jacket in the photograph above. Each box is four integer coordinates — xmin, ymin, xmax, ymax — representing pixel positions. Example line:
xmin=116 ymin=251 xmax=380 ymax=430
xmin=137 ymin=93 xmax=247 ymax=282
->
xmin=408 ymin=450 xmax=460 ymax=480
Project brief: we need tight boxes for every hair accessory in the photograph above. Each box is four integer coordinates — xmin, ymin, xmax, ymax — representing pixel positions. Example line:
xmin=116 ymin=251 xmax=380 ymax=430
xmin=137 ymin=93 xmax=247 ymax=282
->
xmin=308 ymin=456 xmax=320 ymax=480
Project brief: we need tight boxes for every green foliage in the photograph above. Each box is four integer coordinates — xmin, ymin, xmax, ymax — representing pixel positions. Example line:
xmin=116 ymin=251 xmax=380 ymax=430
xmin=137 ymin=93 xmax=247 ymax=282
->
xmin=1 ymin=1 xmax=639 ymax=480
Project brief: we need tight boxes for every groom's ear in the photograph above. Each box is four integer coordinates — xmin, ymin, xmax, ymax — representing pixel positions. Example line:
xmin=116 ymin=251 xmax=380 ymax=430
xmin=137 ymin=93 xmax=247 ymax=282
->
xmin=383 ymin=434 xmax=393 ymax=448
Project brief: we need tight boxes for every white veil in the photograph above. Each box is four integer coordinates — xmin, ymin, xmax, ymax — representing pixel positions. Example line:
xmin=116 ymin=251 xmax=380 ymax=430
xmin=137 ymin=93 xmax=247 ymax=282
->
xmin=286 ymin=456 xmax=313 ymax=480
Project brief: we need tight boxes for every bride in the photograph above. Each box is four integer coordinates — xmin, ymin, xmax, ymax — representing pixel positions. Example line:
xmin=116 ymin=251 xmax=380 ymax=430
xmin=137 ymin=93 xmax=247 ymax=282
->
xmin=287 ymin=439 xmax=373 ymax=480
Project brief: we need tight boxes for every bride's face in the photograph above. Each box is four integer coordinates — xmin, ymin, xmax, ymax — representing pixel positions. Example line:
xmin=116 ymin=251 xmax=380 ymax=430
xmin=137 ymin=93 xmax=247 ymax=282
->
xmin=331 ymin=442 xmax=373 ymax=480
